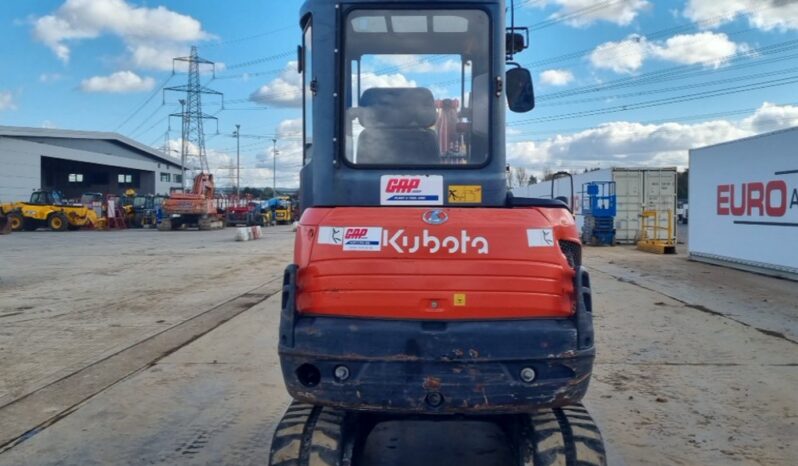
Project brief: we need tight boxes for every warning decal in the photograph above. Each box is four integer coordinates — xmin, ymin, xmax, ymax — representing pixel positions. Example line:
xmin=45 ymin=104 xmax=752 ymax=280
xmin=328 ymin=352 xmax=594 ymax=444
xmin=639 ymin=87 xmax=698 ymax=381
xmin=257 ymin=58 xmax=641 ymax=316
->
xmin=448 ymin=185 xmax=483 ymax=204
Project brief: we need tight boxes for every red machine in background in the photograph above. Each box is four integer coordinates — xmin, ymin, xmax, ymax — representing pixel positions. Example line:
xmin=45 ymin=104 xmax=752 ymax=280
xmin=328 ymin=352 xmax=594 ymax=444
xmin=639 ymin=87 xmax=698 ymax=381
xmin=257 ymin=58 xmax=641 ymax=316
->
xmin=225 ymin=200 xmax=266 ymax=227
xmin=159 ymin=173 xmax=224 ymax=231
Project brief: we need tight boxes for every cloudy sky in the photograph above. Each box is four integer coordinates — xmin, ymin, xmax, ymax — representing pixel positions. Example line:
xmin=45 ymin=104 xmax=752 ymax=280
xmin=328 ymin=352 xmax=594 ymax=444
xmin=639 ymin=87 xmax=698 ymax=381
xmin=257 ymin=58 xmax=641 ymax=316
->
xmin=2 ymin=0 xmax=798 ymax=187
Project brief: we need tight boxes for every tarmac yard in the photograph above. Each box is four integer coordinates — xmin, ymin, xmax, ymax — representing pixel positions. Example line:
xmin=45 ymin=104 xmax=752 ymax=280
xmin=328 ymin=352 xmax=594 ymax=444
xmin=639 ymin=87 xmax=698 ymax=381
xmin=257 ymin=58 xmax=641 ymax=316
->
xmin=0 ymin=229 xmax=796 ymax=465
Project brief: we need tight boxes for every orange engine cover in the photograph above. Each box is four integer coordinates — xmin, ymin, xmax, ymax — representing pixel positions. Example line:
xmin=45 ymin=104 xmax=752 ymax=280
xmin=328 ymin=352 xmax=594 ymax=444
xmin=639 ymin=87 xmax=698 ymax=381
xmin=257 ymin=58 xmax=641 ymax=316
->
xmin=294 ymin=207 xmax=580 ymax=320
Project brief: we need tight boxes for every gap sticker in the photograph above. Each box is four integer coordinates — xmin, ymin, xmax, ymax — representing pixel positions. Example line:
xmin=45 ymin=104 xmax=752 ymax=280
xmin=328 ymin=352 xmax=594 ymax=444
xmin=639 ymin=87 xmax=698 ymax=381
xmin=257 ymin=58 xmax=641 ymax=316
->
xmin=380 ymin=175 xmax=443 ymax=206
xmin=342 ymin=227 xmax=383 ymax=251
xmin=527 ymin=228 xmax=555 ymax=247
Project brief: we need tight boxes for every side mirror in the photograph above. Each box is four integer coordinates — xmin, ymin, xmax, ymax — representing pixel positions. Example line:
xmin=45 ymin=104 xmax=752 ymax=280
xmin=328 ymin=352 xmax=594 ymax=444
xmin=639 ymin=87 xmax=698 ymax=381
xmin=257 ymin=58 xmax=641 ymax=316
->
xmin=506 ymin=67 xmax=535 ymax=113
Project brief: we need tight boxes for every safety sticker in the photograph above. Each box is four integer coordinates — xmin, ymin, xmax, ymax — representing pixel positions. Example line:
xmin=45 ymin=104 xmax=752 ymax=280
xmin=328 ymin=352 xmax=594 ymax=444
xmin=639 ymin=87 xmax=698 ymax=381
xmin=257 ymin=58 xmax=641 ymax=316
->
xmin=317 ymin=226 xmax=344 ymax=245
xmin=380 ymin=175 xmax=443 ymax=206
xmin=342 ymin=227 xmax=383 ymax=251
xmin=527 ymin=228 xmax=555 ymax=247
xmin=448 ymin=185 xmax=482 ymax=204
xmin=453 ymin=293 xmax=467 ymax=306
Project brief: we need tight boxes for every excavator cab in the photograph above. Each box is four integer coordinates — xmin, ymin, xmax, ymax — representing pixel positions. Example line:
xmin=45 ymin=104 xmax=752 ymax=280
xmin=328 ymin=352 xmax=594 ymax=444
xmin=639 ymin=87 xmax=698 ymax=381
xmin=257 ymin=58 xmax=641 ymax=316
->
xmin=271 ymin=2 xmax=605 ymax=465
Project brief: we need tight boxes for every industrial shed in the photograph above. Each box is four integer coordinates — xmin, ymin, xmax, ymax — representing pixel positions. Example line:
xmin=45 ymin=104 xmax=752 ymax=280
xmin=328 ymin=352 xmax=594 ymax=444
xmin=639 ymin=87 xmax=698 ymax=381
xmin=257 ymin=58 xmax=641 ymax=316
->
xmin=0 ymin=126 xmax=183 ymax=202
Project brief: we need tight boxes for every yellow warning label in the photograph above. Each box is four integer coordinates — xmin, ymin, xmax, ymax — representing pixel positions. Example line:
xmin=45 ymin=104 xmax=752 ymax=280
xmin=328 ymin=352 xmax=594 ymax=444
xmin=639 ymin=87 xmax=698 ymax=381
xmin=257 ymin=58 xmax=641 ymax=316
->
xmin=453 ymin=293 xmax=467 ymax=306
xmin=448 ymin=185 xmax=482 ymax=204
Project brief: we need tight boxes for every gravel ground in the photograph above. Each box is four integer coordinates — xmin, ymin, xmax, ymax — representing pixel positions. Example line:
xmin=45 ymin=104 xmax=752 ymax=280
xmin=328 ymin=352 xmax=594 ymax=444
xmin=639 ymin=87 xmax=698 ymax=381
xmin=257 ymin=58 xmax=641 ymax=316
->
xmin=0 ymin=231 xmax=795 ymax=465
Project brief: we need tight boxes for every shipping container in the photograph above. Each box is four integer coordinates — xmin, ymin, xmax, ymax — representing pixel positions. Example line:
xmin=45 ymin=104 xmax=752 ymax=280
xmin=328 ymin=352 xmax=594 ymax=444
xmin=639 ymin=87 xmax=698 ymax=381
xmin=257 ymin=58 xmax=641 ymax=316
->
xmin=689 ymin=127 xmax=798 ymax=280
xmin=514 ymin=168 xmax=678 ymax=244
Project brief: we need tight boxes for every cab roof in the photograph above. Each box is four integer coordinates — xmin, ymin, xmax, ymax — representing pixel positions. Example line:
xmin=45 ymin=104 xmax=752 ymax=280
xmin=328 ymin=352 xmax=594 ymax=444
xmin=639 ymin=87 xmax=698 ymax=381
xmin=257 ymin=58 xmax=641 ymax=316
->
xmin=301 ymin=0 xmax=505 ymax=20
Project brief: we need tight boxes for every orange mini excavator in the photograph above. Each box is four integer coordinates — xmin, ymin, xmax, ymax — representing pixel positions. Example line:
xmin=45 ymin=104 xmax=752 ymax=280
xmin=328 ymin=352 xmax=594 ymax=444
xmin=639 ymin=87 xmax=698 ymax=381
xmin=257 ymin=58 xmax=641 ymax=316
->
xmin=269 ymin=1 xmax=606 ymax=465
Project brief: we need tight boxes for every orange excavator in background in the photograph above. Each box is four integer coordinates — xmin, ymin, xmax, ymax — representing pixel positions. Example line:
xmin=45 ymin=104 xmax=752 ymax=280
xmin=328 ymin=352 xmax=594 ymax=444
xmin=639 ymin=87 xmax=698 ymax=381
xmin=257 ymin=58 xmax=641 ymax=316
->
xmin=158 ymin=173 xmax=224 ymax=231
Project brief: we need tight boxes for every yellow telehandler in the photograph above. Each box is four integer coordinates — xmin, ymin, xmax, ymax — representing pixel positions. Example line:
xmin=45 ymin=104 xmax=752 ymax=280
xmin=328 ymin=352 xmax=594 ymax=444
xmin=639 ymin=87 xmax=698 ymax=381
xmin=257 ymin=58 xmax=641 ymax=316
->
xmin=1 ymin=191 xmax=98 ymax=232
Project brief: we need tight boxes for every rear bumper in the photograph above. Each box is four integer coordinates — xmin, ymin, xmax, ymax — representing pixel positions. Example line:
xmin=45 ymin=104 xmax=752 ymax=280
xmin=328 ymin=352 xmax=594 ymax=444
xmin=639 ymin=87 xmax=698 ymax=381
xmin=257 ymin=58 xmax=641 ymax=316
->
xmin=278 ymin=266 xmax=596 ymax=415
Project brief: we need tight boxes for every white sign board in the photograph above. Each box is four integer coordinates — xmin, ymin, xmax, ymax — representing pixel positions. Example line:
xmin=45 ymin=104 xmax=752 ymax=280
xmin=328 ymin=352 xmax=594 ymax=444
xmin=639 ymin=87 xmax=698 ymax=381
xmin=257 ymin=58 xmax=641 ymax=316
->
xmin=689 ymin=128 xmax=798 ymax=278
xmin=380 ymin=175 xmax=443 ymax=206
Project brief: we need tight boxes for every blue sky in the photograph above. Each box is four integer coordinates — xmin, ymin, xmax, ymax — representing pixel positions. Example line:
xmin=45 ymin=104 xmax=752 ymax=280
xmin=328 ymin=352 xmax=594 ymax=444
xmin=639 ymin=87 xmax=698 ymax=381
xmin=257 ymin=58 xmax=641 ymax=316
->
xmin=2 ymin=0 xmax=798 ymax=187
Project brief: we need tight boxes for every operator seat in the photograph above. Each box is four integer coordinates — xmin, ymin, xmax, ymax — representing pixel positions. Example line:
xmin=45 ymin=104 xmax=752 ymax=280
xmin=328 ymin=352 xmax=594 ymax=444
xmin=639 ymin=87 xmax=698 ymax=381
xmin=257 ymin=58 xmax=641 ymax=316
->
xmin=356 ymin=88 xmax=440 ymax=165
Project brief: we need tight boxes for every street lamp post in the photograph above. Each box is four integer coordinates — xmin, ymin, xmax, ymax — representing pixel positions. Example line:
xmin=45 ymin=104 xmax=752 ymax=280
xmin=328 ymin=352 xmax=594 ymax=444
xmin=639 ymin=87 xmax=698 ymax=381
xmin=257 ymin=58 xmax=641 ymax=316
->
xmin=234 ymin=124 xmax=241 ymax=197
xmin=179 ymin=99 xmax=187 ymax=191
xmin=272 ymin=138 xmax=279 ymax=197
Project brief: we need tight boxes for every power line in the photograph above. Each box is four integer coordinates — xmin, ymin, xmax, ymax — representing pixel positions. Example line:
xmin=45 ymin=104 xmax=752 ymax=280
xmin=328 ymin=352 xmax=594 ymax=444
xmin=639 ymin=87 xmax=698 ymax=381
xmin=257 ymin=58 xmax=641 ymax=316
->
xmin=114 ymin=74 xmax=173 ymax=132
xmin=540 ymin=66 xmax=798 ymax=108
xmin=510 ymin=75 xmax=798 ymax=126
xmin=506 ymin=102 xmax=798 ymax=140
xmin=537 ymin=39 xmax=798 ymax=102
xmin=523 ymin=2 xmax=778 ymax=69
xmin=204 ymin=25 xmax=294 ymax=49
xmin=226 ymin=50 xmax=295 ymax=70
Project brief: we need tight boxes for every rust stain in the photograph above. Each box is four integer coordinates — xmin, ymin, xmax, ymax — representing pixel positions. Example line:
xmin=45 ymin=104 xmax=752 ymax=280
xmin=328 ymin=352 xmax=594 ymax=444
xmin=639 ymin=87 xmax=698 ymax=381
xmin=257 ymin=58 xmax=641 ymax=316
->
xmin=423 ymin=376 xmax=442 ymax=391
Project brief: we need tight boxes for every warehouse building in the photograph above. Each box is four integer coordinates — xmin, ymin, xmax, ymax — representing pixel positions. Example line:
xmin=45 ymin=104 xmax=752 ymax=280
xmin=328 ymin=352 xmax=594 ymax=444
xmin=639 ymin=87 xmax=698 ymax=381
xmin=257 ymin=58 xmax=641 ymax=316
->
xmin=0 ymin=126 xmax=183 ymax=202
xmin=690 ymin=127 xmax=798 ymax=280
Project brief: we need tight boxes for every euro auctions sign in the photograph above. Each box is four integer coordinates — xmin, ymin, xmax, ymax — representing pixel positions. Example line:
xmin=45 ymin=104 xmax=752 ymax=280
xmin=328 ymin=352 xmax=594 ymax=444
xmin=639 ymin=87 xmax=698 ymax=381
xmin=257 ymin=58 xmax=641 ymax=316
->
xmin=716 ymin=179 xmax=798 ymax=222
xmin=690 ymin=129 xmax=798 ymax=278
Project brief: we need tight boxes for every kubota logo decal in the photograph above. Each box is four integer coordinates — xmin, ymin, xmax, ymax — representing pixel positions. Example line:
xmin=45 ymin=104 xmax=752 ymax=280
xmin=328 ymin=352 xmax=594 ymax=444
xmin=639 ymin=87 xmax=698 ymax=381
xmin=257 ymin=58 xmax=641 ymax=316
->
xmin=383 ymin=229 xmax=489 ymax=254
xmin=320 ymin=226 xmax=489 ymax=254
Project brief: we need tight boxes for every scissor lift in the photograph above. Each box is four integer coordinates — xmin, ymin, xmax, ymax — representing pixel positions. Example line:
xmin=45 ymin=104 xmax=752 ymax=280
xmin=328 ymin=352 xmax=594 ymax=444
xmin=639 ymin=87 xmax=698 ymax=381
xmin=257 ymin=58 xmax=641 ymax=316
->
xmin=581 ymin=182 xmax=617 ymax=246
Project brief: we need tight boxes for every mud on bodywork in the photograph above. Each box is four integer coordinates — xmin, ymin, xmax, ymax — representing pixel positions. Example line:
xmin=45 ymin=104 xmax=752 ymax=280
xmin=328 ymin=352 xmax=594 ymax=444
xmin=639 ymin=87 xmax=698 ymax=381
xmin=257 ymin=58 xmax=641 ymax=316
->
xmin=278 ymin=265 xmax=596 ymax=415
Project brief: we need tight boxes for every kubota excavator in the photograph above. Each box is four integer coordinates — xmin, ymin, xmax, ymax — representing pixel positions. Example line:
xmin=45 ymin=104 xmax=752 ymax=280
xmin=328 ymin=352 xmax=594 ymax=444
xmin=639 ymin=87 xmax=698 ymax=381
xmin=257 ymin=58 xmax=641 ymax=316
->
xmin=159 ymin=173 xmax=224 ymax=231
xmin=270 ymin=1 xmax=606 ymax=465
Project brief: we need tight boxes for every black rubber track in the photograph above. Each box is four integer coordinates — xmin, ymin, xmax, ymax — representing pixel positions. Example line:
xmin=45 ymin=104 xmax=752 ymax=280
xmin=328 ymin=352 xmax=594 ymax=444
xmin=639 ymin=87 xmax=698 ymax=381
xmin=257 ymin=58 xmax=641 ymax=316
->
xmin=269 ymin=401 xmax=353 ymax=466
xmin=518 ymin=404 xmax=607 ymax=466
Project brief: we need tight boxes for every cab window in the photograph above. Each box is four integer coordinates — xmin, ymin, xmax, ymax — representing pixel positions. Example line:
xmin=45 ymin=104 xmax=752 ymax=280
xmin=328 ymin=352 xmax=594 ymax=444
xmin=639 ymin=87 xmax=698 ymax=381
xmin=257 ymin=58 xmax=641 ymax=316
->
xmin=343 ymin=9 xmax=490 ymax=166
xmin=302 ymin=21 xmax=313 ymax=165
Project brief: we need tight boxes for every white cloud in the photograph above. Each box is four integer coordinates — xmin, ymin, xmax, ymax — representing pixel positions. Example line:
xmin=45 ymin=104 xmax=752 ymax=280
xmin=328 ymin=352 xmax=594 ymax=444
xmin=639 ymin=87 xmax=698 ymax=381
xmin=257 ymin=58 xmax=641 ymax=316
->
xmin=249 ymin=61 xmax=301 ymax=107
xmin=249 ymin=62 xmax=416 ymax=107
xmin=373 ymin=55 xmax=460 ymax=73
xmin=80 ymin=71 xmax=155 ymax=93
xmin=590 ymin=32 xmax=744 ymax=74
xmin=650 ymin=32 xmax=741 ymax=68
xmin=360 ymin=72 xmax=416 ymax=91
xmin=277 ymin=118 xmax=302 ymax=140
xmin=742 ymin=102 xmax=798 ymax=133
xmin=508 ymin=120 xmax=751 ymax=173
xmin=531 ymin=0 xmax=651 ymax=27
xmin=589 ymin=35 xmax=649 ymax=74
xmin=685 ymin=0 xmax=798 ymax=32
xmin=540 ymin=69 xmax=575 ymax=86
xmin=0 ymin=91 xmax=16 ymax=111
xmin=32 ymin=0 xmax=210 ymax=65
xmin=128 ymin=43 xmax=190 ymax=71
xmin=253 ymin=119 xmax=303 ymax=189
xmin=507 ymin=103 xmax=798 ymax=175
